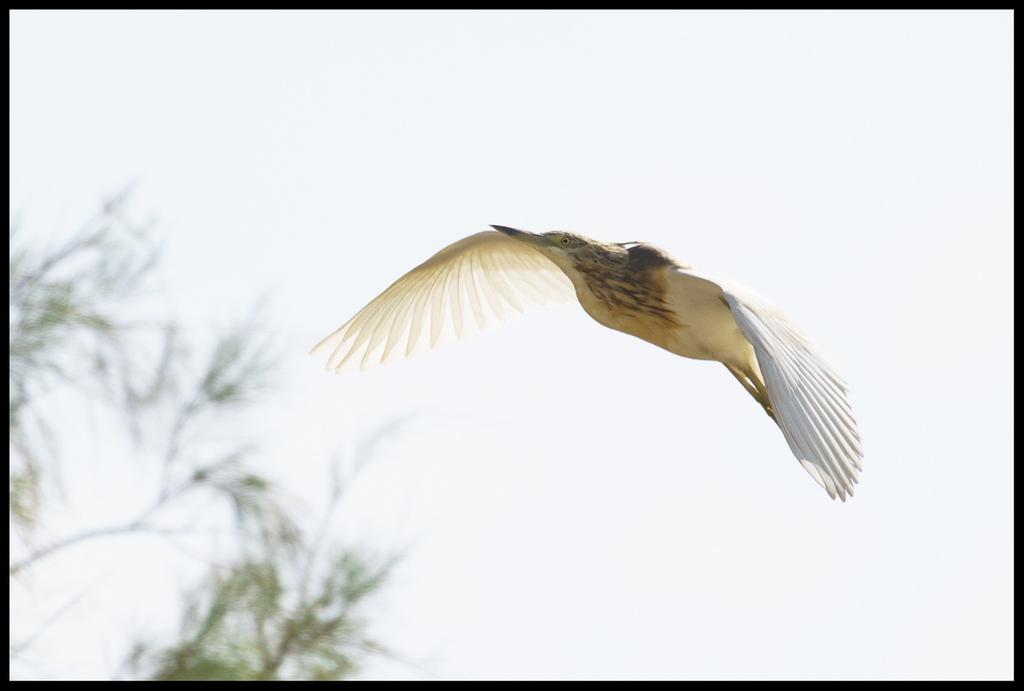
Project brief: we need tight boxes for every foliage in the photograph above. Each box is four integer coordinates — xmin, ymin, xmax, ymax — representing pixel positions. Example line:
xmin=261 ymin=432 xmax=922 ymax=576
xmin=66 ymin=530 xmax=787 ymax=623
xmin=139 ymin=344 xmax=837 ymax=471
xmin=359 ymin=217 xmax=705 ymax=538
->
xmin=9 ymin=192 xmax=396 ymax=680
xmin=9 ymin=188 xmax=163 ymax=528
xmin=128 ymin=550 xmax=395 ymax=681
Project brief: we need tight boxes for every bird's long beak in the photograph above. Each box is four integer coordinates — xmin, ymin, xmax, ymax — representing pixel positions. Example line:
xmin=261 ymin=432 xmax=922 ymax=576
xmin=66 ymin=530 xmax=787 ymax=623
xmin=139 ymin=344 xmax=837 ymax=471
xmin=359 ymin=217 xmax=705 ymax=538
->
xmin=491 ymin=225 xmax=548 ymax=247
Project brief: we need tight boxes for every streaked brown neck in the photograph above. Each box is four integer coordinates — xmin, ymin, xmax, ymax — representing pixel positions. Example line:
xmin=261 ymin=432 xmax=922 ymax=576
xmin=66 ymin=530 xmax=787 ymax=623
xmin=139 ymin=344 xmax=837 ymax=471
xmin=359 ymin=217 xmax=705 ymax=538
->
xmin=570 ymin=242 xmax=681 ymax=331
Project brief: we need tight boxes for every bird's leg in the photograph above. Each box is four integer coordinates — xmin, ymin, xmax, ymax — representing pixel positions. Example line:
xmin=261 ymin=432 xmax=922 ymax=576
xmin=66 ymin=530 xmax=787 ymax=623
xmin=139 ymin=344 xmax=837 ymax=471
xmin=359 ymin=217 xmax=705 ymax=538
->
xmin=753 ymin=379 xmax=778 ymax=425
xmin=724 ymin=363 xmax=759 ymax=399
xmin=724 ymin=364 xmax=778 ymax=425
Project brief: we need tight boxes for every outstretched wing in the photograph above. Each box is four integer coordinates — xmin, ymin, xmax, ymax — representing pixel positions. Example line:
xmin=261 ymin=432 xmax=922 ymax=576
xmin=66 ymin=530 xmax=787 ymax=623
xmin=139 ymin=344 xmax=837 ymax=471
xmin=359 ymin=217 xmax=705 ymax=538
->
xmin=721 ymin=287 xmax=864 ymax=501
xmin=311 ymin=230 xmax=573 ymax=372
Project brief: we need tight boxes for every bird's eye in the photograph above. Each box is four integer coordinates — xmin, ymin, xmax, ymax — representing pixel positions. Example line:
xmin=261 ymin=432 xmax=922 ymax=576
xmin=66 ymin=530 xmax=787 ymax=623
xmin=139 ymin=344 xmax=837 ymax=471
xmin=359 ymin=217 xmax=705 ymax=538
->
xmin=560 ymin=236 xmax=571 ymax=247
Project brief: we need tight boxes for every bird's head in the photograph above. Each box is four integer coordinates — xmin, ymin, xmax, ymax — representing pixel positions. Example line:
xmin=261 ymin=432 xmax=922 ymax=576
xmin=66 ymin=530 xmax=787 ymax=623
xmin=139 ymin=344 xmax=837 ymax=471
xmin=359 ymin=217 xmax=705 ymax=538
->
xmin=490 ymin=225 xmax=608 ymax=276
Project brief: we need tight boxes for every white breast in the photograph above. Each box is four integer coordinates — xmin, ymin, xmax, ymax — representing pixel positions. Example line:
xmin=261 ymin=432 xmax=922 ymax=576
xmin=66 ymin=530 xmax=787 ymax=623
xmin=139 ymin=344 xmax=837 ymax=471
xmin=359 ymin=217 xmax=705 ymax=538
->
xmin=660 ymin=268 xmax=757 ymax=366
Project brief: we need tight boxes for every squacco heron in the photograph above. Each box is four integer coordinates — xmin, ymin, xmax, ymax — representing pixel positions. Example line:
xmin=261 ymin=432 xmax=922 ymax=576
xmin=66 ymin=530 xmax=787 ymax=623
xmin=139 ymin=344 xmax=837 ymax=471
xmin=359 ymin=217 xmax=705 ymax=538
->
xmin=312 ymin=226 xmax=863 ymax=501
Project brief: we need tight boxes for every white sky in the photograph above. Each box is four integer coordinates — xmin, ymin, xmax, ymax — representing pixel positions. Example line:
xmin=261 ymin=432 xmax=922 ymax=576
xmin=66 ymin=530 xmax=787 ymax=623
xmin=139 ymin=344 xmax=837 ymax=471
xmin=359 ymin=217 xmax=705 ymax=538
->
xmin=9 ymin=10 xmax=1013 ymax=680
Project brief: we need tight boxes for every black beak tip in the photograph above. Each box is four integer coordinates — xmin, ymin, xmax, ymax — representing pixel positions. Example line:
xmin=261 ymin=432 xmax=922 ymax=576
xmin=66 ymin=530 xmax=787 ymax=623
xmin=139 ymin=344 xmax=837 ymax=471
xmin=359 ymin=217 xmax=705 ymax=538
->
xmin=491 ymin=225 xmax=524 ymax=236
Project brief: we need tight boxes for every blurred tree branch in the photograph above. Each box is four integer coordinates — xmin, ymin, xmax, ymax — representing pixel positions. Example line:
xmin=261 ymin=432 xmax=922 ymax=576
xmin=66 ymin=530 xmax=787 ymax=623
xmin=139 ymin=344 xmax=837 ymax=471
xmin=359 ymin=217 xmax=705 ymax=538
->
xmin=9 ymin=191 xmax=400 ymax=680
xmin=126 ymin=483 xmax=399 ymax=681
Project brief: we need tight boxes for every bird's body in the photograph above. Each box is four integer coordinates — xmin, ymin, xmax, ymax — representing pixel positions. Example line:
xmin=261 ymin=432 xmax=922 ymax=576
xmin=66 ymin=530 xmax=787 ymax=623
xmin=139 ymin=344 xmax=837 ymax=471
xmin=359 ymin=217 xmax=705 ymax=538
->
xmin=559 ymin=240 xmax=747 ymax=361
xmin=312 ymin=226 xmax=863 ymax=501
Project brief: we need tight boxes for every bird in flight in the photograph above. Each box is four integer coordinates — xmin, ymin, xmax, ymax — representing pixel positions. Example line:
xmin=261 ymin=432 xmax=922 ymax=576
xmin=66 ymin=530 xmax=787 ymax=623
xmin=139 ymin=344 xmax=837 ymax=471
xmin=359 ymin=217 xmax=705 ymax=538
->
xmin=312 ymin=226 xmax=863 ymax=501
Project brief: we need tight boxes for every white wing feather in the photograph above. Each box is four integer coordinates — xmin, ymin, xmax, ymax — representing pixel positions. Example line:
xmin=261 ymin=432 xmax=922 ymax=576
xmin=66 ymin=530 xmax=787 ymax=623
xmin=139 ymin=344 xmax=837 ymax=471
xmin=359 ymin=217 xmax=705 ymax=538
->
xmin=311 ymin=231 xmax=573 ymax=372
xmin=721 ymin=288 xmax=864 ymax=501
